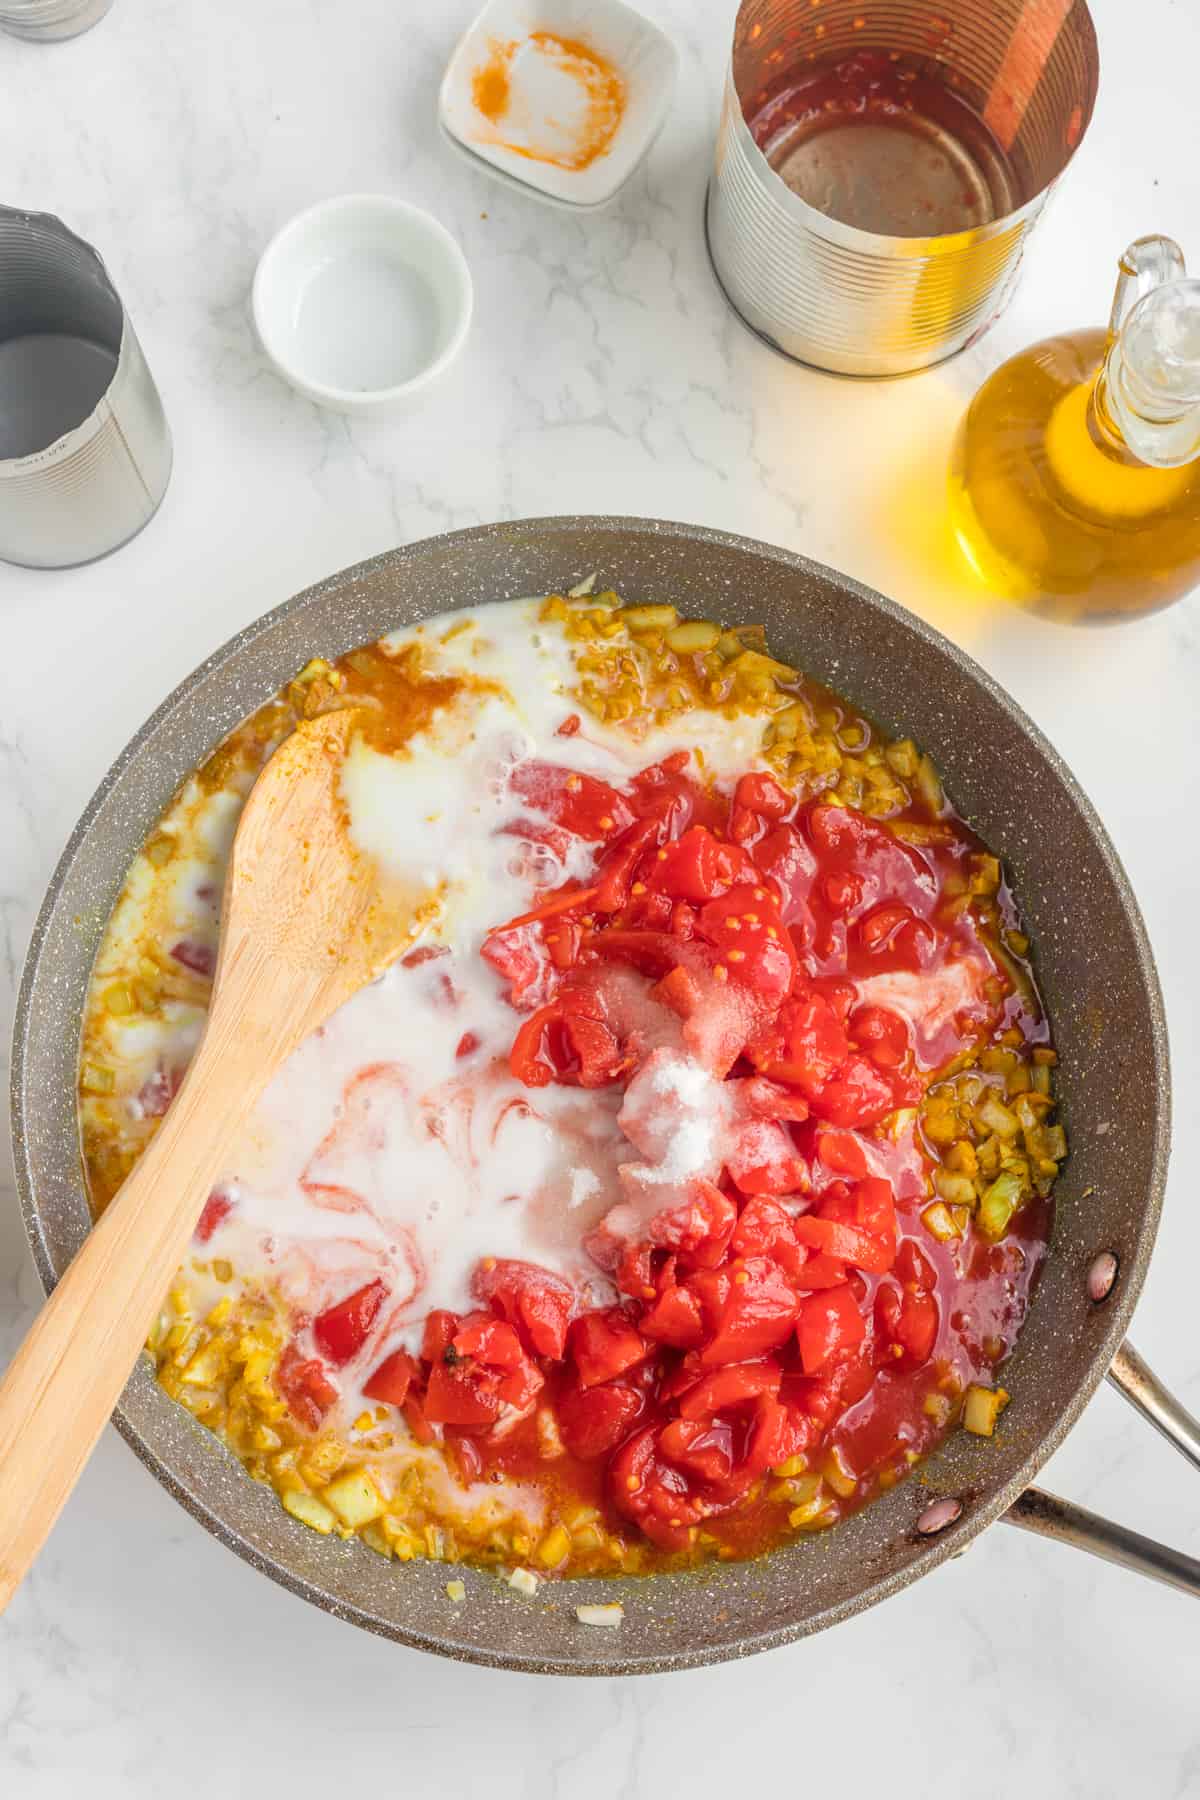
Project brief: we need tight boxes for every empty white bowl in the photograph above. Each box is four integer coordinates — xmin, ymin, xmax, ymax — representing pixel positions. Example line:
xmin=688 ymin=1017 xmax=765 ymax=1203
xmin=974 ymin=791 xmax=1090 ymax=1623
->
xmin=251 ymin=195 xmax=473 ymax=415
xmin=439 ymin=0 xmax=678 ymax=210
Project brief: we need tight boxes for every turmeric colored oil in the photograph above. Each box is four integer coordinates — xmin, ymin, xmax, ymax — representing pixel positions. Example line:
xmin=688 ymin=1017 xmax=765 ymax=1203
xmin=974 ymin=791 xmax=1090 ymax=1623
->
xmin=950 ymin=330 xmax=1200 ymax=622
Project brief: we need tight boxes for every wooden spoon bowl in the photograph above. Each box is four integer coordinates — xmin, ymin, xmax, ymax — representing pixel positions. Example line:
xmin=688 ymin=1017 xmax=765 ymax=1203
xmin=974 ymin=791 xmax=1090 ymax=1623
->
xmin=0 ymin=707 xmax=419 ymax=1612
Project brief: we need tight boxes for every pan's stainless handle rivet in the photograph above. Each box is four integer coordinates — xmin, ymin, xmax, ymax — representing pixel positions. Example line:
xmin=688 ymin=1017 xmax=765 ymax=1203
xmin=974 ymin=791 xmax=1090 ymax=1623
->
xmin=916 ymin=1497 xmax=962 ymax=1536
xmin=1088 ymin=1251 xmax=1119 ymax=1303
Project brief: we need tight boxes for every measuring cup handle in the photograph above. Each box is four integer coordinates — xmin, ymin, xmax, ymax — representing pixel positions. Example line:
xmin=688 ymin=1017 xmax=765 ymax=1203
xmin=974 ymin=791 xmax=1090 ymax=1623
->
xmin=1000 ymin=1340 xmax=1200 ymax=1599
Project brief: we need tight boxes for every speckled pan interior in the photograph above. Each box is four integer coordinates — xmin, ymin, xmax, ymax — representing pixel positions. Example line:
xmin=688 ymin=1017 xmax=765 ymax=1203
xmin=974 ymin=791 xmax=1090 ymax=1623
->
xmin=10 ymin=518 xmax=1170 ymax=1674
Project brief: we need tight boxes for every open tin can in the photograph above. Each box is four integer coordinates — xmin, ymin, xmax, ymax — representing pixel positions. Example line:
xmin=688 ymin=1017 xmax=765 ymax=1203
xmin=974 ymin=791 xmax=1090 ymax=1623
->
xmin=0 ymin=207 xmax=171 ymax=569
xmin=707 ymin=0 xmax=1100 ymax=376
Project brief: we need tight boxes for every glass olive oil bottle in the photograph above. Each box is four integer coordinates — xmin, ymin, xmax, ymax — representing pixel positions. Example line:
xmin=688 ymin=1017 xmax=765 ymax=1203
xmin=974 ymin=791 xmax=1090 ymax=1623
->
xmin=950 ymin=236 xmax=1200 ymax=622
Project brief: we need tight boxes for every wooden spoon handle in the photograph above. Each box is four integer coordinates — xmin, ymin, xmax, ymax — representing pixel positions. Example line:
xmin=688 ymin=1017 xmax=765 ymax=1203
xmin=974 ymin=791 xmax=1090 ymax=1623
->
xmin=0 ymin=1038 xmax=260 ymax=1613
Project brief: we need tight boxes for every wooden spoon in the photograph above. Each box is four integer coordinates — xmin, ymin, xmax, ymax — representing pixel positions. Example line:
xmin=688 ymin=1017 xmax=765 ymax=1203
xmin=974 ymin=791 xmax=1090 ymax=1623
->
xmin=0 ymin=708 xmax=422 ymax=1612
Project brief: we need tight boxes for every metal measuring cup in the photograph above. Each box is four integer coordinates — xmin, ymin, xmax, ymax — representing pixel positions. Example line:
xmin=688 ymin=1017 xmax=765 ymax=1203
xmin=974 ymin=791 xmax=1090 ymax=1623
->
xmin=0 ymin=208 xmax=171 ymax=568
xmin=0 ymin=0 xmax=112 ymax=40
xmin=707 ymin=0 xmax=1100 ymax=377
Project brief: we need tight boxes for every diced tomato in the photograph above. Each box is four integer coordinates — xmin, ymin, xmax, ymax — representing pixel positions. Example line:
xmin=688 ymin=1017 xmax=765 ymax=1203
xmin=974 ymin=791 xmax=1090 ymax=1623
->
xmin=748 ymin=992 xmax=849 ymax=1094
xmin=814 ymin=1130 xmax=870 ymax=1178
xmin=569 ymin=1308 xmax=648 ymax=1389
xmin=471 ymin=1259 xmax=575 ymax=1360
xmin=421 ymin=1309 xmax=461 ymax=1364
xmin=651 ymin=963 xmax=704 ymax=1019
xmin=456 ymin=1030 xmax=481 ymax=1058
xmin=494 ymin=1355 xmax=545 ymax=1410
xmin=402 ymin=1392 xmax=436 ymax=1445
xmin=850 ymin=1004 xmax=910 ymax=1069
xmin=677 ymin=1359 xmax=782 ymax=1419
xmin=807 ymin=802 xmax=875 ymax=857
xmin=794 ymin=1252 xmax=851 ymax=1290
xmin=423 ymin=1360 xmax=502 ymax=1427
xmin=797 ymin=1286 xmax=867 ymax=1375
xmin=640 ymin=1282 xmax=705 ymax=1348
xmin=739 ymin=1076 xmax=811 ymax=1122
xmin=481 ymin=921 xmax=551 ymax=1011
xmin=896 ymin=1237 xmax=937 ymax=1290
xmin=593 ymin=819 xmax=661 ymax=914
xmin=510 ymin=760 xmax=634 ymax=842
xmin=809 ymin=1054 xmax=896 ymax=1128
xmin=752 ymin=823 xmax=817 ymax=926
xmin=658 ymin=1416 xmax=735 ymax=1484
xmin=363 ymin=1347 xmax=421 ymax=1407
xmin=671 ymin=900 xmax=698 ymax=940
xmin=644 ymin=1179 xmax=737 ymax=1267
xmin=696 ymin=883 xmax=794 ymax=992
xmin=558 ymin=1380 xmax=643 ymax=1459
xmin=647 ymin=826 xmax=756 ymax=904
xmin=556 ymin=713 xmax=580 ymax=736
xmin=791 ymin=1195 xmax=895 ymax=1273
xmin=730 ymin=1195 xmax=807 ymax=1279
xmin=698 ymin=1256 xmax=801 ymax=1365
xmin=745 ymin=1392 xmax=812 ymax=1474
xmin=875 ymin=1277 xmax=939 ymax=1367
xmin=851 ymin=1176 xmax=898 ymax=1258
xmin=609 ymin=1425 xmax=708 ymax=1551
xmin=451 ymin=1316 xmax=525 ymax=1370
xmin=509 ymin=995 xmax=627 ymax=1089
xmin=275 ymin=1343 xmax=338 ymax=1432
xmin=725 ymin=1118 xmax=808 ymax=1196
xmin=312 ymin=1279 xmax=387 ymax=1366
xmin=823 ymin=870 xmax=864 ymax=914
xmin=735 ymin=771 xmax=793 ymax=822
xmin=194 ymin=1189 xmax=233 ymax=1243
xmin=787 ymin=1340 xmax=876 ymax=1425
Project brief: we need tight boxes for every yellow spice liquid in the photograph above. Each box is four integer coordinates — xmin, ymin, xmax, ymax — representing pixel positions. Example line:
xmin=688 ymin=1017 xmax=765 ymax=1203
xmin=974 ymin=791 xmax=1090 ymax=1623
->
xmin=950 ymin=328 xmax=1200 ymax=623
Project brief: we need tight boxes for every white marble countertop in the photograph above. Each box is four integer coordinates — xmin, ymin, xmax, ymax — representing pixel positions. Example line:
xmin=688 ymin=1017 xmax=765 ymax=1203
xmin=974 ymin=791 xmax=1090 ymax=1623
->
xmin=2 ymin=0 xmax=1199 ymax=1791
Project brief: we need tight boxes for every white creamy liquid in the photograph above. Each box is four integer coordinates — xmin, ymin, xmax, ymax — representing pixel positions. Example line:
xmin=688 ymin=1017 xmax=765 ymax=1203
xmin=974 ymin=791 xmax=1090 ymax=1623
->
xmin=195 ymin=599 xmax=773 ymax=1422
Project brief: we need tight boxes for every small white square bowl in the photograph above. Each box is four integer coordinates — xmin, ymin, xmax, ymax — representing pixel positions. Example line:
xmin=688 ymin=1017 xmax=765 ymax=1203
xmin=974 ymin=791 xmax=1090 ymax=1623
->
xmin=439 ymin=0 xmax=678 ymax=210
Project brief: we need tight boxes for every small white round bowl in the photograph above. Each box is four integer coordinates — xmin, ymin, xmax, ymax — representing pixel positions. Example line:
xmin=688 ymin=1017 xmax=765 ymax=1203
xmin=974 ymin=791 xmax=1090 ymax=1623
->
xmin=252 ymin=195 xmax=473 ymax=415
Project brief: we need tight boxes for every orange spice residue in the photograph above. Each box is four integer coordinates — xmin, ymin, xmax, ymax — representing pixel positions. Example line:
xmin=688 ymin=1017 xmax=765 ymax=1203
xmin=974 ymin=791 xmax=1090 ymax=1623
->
xmin=472 ymin=44 xmax=512 ymax=123
xmin=469 ymin=30 xmax=626 ymax=173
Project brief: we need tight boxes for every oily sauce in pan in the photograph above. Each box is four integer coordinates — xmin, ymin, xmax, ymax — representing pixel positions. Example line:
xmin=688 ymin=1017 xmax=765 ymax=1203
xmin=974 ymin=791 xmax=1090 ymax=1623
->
xmin=78 ymin=595 xmax=1061 ymax=1576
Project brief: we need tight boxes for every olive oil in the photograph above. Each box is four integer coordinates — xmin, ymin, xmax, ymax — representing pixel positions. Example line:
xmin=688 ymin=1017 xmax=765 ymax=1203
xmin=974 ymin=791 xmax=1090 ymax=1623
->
xmin=950 ymin=238 xmax=1200 ymax=623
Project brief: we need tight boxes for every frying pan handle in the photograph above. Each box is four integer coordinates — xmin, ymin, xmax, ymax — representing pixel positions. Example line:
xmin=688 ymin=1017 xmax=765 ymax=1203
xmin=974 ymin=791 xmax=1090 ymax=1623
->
xmin=1105 ymin=1339 xmax=1200 ymax=1471
xmin=1000 ymin=1339 xmax=1200 ymax=1598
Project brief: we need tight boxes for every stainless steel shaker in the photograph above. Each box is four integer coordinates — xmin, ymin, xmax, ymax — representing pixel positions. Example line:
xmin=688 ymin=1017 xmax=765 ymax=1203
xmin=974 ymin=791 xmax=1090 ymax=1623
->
xmin=0 ymin=207 xmax=172 ymax=568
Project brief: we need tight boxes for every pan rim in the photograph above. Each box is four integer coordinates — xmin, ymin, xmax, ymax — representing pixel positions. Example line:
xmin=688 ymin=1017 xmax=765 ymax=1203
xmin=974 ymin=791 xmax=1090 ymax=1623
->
xmin=9 ymin=514 xmax=1171 ymax=1673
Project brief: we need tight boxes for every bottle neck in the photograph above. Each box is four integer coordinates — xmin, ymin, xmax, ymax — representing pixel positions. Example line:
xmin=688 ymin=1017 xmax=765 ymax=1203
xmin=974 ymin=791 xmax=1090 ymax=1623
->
xmin=1097 ymin=280 xmax=1200 ymax=470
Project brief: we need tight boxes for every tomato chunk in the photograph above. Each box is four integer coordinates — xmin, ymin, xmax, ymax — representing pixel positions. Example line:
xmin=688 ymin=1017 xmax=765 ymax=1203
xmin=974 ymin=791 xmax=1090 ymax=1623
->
xmin=569 ymin=1308 xmax=649 ymax=1388
xmin=510 ymin=760 xmax=634 ymax=842
xmin=797 ymin=1287 xmax=867 ymax=1374
xmin=363 ymin=1348 xmax=421 ymax=1407
xmin=558 ymin=1380 xmax=643 ymax=1459
xmin=275 ymin=1343 xmax=338 ymax=1432
xmin=698 ymin=1257 xmax=801 ymax=1365
xmin=471 ymin=1259 xmax=575 ymax=1360
xmin=313 ymin=1280 xmax=387 ymax=1366
xmin=194 ymin=1189 xmax=233 ymax=1244
xmin=424 ymin=1360 xmax=502 ymax=1427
